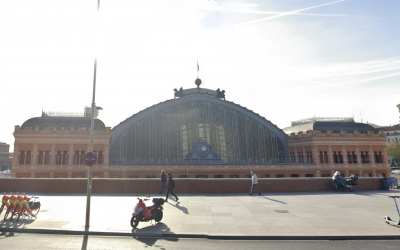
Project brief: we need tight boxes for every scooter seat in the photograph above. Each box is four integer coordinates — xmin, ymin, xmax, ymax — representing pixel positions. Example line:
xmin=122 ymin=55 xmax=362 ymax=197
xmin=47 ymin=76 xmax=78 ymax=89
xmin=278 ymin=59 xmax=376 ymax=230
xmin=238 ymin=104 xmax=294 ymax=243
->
xmin=147 ymin=205 xmax=156 ymax=210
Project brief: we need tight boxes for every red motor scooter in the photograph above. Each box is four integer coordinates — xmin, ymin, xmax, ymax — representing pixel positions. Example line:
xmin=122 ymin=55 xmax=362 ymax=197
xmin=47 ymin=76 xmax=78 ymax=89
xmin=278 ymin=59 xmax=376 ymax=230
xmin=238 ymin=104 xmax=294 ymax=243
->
xmin=131 ymin=194 xmax=164 ymax=229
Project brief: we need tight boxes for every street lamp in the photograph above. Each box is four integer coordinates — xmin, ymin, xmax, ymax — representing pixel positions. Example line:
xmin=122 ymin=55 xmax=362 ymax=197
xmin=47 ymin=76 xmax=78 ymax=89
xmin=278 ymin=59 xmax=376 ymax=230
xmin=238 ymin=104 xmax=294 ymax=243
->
xmin=85 ymin=0 xmax=101 ymax=230
xmin=85 ymin=60 xmax=101 ymax=229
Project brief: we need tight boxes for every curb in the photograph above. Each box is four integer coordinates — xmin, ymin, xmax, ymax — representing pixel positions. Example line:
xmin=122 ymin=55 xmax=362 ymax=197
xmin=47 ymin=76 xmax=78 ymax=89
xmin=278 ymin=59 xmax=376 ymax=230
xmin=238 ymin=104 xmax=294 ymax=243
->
xmin=2 ymin=228 xmax=400 ymax=240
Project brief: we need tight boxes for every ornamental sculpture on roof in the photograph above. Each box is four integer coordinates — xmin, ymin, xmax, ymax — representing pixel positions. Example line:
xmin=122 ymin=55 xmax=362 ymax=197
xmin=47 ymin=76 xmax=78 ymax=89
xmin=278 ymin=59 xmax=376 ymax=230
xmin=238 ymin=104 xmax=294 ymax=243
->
xmin=173 ymin=78 xmax=226 ymax=100
xmin=215 ymin=88 xmax=225 ymax=100
xmin=173 ymin=87 xmax=184 ymax=99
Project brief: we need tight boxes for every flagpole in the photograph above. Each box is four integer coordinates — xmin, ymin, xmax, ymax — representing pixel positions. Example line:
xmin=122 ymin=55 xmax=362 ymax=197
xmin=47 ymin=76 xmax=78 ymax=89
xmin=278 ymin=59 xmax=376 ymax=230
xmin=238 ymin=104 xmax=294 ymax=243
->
xmin=197 ymin=60 xmax=199 ymax=79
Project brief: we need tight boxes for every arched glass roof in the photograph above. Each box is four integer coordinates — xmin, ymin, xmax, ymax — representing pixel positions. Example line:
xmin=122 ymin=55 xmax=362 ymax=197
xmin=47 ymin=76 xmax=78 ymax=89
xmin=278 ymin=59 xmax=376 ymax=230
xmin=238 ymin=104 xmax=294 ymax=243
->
xmin=110 ymin=93 xmax=288 ymax=165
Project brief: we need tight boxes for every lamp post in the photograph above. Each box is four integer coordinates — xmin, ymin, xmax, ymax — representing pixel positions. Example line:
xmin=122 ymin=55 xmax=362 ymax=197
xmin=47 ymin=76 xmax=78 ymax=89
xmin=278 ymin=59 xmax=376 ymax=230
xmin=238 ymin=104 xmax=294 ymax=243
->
xmin=85 ymin=0 xmax=101 ymax=229
xmin=85 ymin=60 xmax=103 ymax=229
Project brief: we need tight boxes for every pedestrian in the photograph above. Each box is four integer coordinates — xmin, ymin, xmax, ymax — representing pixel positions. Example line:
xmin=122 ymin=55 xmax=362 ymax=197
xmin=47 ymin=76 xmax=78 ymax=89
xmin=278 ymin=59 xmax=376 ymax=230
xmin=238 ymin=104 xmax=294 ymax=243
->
xmin=159 ymin=170 xmax=167 ymax=194
xmin=249 ymin=171 xmax=261 ymax=196
xmin=165 ymin=173 xmax=178 ymax=202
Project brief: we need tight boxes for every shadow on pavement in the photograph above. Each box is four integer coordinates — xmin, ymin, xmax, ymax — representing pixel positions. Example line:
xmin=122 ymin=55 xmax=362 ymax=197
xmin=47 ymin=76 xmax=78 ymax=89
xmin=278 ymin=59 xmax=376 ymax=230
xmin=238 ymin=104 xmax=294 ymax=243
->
xmin=259 ymin=196 xmax=287 ymax=204
xmin=81 ymin=227 xmax=89 ymax=250
xmin=132 ymin=222 xmax=179 ymax=246
xmin=0 ymin=215 xmax=37 ymax=230
xmin=167 ymin=201 xmax=189 ymax=214
xmin=0 ymin=231 xmax=18 ymax=239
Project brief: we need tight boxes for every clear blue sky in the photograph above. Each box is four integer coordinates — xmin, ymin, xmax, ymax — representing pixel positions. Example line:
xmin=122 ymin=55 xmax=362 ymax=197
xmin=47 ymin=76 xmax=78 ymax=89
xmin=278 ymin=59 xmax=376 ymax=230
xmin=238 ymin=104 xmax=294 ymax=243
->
xmin=1 ymin=0 xmax=399 ymax=147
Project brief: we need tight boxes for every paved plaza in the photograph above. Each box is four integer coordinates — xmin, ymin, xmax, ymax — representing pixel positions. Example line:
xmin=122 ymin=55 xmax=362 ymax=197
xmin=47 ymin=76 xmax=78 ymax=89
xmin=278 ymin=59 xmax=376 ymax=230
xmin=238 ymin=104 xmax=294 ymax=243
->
xmin=1 ymin=190 xmax=400 ymax=237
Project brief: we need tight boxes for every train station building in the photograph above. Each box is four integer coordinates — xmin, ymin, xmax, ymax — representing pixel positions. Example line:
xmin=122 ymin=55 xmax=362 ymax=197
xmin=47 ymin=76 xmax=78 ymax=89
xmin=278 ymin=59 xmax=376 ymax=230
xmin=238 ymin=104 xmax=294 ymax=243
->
xmin=10 ymin=81 xmax=391 ymax=178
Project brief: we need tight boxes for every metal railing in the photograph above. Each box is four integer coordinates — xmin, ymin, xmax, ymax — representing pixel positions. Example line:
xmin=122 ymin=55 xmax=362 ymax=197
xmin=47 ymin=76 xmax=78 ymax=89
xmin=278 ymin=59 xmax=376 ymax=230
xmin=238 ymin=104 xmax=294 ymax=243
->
xmin=0 ymin=152 xmax=13 ymax=159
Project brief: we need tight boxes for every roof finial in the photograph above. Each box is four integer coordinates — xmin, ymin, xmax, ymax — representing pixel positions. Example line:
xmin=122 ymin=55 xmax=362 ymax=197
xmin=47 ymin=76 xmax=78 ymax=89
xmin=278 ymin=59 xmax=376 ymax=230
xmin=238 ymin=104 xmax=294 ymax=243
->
xmin=195 ymin=60 xmax=202 ymax=88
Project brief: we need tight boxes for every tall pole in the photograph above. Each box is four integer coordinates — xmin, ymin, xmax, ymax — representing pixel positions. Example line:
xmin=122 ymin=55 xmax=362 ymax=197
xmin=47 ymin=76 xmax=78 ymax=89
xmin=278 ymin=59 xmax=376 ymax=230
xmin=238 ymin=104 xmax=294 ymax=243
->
xmin=85 ymin=0 xmax=100 ymax=230
xmin=85 ymin=59 xmax=97 ymax=229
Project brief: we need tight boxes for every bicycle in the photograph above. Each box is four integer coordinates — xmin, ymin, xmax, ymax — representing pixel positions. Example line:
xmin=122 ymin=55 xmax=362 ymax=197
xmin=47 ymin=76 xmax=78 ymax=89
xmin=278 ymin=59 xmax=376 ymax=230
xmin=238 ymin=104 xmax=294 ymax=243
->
xmin=16 ymin=196 xmax=41 ymax=221
xmin=0 ymin=193 xmax=10 ymax=215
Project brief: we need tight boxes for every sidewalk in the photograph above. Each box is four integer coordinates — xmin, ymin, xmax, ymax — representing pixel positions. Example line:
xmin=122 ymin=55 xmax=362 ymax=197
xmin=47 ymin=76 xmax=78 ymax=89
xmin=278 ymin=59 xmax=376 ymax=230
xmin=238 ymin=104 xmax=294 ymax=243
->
xmin=1 ymin=190 xmax=400 ymax=238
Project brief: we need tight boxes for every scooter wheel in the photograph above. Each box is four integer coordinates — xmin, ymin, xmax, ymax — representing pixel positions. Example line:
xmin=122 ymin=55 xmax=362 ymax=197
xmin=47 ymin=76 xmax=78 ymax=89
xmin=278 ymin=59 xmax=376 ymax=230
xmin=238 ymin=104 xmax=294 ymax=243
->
xmin=349 ymin=186 xmax=355 ymax=192
xmin=131 ymin=216 xmax=139 ymax=229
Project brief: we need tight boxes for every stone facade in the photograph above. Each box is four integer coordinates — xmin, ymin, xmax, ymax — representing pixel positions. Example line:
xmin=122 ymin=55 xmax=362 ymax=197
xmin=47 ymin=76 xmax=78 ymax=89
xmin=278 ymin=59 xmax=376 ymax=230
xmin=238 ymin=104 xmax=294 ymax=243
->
xmin=11 ymin=120 xmax=111 ymax=178
xmin=286 ymin=129 xmax=390 ymax=178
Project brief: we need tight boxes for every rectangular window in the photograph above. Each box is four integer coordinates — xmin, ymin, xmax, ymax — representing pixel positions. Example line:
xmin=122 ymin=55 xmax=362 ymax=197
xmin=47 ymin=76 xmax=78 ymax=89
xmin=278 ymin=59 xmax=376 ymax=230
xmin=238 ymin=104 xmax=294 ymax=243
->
xmin=44 ymin=151 xmax=50 ymax=165
xmin=77 ymin=127 xmax=87 ymax=130
xmin=365 ymin=152 xmax=370 ymax=163
xmin=80 ymin=151 xmax=85 ymax=165
xmin=230 ymin=175 xmax=239 ymax=178
xmin=19 ymin=151 xmax=25 ymax=165
xmin=319 ymin=151 xmax=324 ymax=164
xmin=374 ymin=151 xmax=382 ymax=163
xmin=179 ymin=175 xmax=188 ymax=178
xmin=291 ymin=174 xmax=299 ymax=178
xmin=276 ymin=174 xmax=285 ymax=178
xmin=305 ymin=174 xmax=314 ymax=177
xmin=62 ymin=151 xmax=68 ymax=165
xmin=25 ymin=150 xmax=31 ymax=165
xmin=352 ymin=151 xmax=357 ymax=164
xmin=98 ymin=151 xmax=103 ymax=164
xmin=306 ymin=152 xmax=313 ymax=163
xmin=333 ymin=151 xmax=338 ymax=164
xmin=347 ymin=152 xmax=353 ymax=164
xmin=323 ymin=151 xmax=329 ymax=164
xmin=42 ymin=126 xmax=52 ymax=130
xmin=146 ymin=175 xmax=156 ymax=178
xmin=196 ymin=175 xmax=208 ymax=178
xmin=74 ymin=151 xmax=79 ymax=165
xmin=56 ymin=151 xmax=62 ymax=165
xmin=290 ymin=152 xmax=296 ymax=163
xmin=338 ymin=152 xmax=343 ymax=164
xmin=322 ymin=174 xmax=331 ymax=177
xmin=214 ymin=175 xmax=224 ymax=178
xmin=59 ymin=127 xmax=69 ymax=130
xmin=261 ymin=174 xmax=270 ymax=178
xmin=38 ymin=150 xmax=44 ymax=164
xmin=378 ymin=151 xmax=383 ymax=163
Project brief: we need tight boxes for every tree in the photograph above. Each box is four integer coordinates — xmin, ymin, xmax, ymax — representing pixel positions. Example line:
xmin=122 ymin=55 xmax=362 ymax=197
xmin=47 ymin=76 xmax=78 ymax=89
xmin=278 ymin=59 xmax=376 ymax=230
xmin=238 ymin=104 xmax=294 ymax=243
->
xmin=387 ymin=141 xmax=400 ymax=165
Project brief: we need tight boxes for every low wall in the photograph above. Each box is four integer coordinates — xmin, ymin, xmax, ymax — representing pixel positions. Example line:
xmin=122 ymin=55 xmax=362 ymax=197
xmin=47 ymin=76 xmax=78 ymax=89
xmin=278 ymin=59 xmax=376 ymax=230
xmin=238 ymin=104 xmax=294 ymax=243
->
xmin=0 ymin=178 xmax=382 ymax=194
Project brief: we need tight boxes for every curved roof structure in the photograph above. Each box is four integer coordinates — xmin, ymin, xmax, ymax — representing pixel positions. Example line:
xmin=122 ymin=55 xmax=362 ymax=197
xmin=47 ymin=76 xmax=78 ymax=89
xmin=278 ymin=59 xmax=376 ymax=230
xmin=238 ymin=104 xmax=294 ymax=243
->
xmin=21 ymin=117 xmax=106 ymax=130
xmin=110 ymin=91 xmax=289 ymax=165
xmin=283 ymin=121 xmax=378 ymax=135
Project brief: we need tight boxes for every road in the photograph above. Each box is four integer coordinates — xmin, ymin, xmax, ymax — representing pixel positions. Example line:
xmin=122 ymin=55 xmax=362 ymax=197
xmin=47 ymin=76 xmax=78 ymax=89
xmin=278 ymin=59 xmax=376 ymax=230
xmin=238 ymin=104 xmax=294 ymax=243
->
xmin=0 ymin=232 xmax=400 ymax=250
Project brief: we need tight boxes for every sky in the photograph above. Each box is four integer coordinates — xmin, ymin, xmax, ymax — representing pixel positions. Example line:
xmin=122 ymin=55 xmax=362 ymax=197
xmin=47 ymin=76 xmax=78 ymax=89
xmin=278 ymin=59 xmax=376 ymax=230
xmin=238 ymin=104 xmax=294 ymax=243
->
xmin=1 ymin=0 xmax=400 ymax=147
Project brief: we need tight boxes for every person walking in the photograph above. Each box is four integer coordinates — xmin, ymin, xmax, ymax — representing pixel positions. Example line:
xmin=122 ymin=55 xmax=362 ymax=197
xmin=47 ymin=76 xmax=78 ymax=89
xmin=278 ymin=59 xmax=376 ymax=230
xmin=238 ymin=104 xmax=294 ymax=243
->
xmin=249 ymin=171 xmax=261 ymax=196
xmin=165 ymin=173 xmax=179 ymax=202
xmin=159 ymin=170 xmax=167 ymax=194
